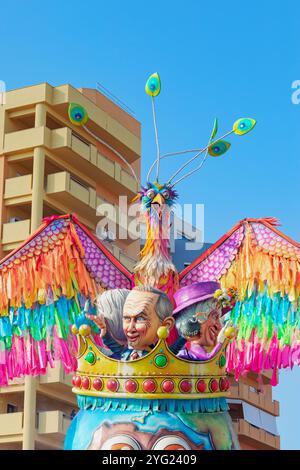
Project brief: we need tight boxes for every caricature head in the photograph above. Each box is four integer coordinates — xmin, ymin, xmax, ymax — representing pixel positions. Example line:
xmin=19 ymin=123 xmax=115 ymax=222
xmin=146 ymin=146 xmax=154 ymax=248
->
xmin=173 ymin=282 xmax=227 ymax=348
xmin=122 ymin=285 xmax=174 ymax=350
xmin=96 ymin=288 xmax=130 ymax=343
xmin=133 ymin=182 xmax=178 ymax=220
xmin=175 ymin=298 xmax=223 ymax=347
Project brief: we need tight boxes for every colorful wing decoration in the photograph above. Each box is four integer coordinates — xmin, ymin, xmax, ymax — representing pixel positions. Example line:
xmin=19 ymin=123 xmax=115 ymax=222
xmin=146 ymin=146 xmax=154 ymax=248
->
xmin=179 ymin=217 xmax=300 ymax=385
xmin=0 ymin=214 xmax=131 ymax=385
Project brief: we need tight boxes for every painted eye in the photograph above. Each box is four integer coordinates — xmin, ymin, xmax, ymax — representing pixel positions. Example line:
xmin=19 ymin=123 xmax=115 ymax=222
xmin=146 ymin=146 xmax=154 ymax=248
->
xmin=146 ymin=189 xmax=156 ymax=199
xmin=161 ymin=189 xmax=170 ymax=199
xmin=152 ymin=436 xmax=191 ymax=450
xmin=188 ymin=316 xmax=198 ymax=324
xmin=101 ymin=435 xmax=141 ymax=450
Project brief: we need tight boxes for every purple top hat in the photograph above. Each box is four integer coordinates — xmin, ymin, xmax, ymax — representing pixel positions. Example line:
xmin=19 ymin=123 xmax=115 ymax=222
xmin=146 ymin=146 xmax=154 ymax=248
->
xmin=173 ymin=281 xmax=221 ymax=315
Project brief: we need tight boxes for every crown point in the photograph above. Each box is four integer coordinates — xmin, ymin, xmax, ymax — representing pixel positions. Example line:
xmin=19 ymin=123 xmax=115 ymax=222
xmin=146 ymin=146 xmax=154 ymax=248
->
xmin=79 ymin=324 xmax=91 ymax=337
xmin=71 ymin=324 xmax=78 ymax=334
xmin=157 ymin=326 xmax=169 ymax=339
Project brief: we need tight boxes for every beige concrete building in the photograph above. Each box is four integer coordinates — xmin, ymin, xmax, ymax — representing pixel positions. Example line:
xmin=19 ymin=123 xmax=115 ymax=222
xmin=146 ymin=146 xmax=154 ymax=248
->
xmin=0 ymin=82 xmax=280 ymax=450
xmin=0 ymin=82 xmax=141 ymax=449
xmin=229 ymin=371 xmax=280 ymax=450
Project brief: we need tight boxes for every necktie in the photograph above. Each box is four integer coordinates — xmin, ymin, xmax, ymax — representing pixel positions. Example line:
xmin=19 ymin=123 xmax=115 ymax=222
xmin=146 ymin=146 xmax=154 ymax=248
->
xmin=130 ymin=350 xmax=140 ymax=360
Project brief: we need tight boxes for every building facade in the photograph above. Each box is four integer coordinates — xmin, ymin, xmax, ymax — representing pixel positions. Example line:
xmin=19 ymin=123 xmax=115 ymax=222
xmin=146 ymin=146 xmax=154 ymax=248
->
xmin=0 ymin=83 xmax=141 ymax=449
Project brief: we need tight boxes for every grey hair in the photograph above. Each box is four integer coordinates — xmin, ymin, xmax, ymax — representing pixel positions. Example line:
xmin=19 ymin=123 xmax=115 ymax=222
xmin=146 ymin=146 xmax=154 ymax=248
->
xmin=175 ymin=298 xmax=222 ymax=337
xmin=96 ymin=289 xmax=130 ymax=343
xmin=132 ymin=285 xmax=173 ymax=321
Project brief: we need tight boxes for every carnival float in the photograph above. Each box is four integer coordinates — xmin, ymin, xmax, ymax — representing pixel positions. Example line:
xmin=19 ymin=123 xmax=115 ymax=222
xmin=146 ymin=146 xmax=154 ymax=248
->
xmin=0 ymin=73 xmax=300 ymax=450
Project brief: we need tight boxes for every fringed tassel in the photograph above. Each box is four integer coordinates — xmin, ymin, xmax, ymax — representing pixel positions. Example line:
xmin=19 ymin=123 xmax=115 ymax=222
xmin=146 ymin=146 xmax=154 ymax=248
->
xmin=0 ymin=227 xmax=98 ymax=315
xmin=76 ymin=395 xmax=229 ymax=413
xmin=222 ymin=226 xmax=300 ymax=380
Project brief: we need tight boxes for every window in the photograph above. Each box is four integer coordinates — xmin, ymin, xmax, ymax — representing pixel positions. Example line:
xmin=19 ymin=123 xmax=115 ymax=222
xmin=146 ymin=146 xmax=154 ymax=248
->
xmin=7 ymin=403 xmax=18 ymax=413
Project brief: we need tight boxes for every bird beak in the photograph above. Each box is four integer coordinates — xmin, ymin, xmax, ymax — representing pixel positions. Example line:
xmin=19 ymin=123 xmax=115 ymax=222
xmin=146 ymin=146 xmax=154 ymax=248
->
xmin=152 ymin=193 xmax=164 ymax=206
xmin=151 ymin=193 xmax=164 ymax=219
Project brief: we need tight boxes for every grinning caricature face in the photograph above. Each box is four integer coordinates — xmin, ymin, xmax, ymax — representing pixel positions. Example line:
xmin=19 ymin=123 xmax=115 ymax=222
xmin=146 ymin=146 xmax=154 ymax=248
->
xmin=122 ymin=290 xmax=174 ymax=350
xmin=196 ymin=309 xmax=222 ymax=348
xmin=133 ymin=182 xmax=178 ymax=218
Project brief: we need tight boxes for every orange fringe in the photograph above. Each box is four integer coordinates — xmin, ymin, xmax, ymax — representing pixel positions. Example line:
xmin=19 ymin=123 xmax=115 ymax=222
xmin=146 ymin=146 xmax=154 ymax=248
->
xmin=0 ymin=228 xmax=100 ymax=316
xmin=221 ymin=227 xmax=300 ymax=302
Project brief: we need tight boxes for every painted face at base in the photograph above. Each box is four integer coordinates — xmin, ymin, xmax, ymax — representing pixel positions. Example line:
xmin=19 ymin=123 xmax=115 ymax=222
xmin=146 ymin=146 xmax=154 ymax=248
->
xmin=196 ymin=309 xmax=222 ymax=347
xmin=88 ymin=422 xmax=206 ymax=450
xmin=122 ymin=290 xmax=172 ymax=350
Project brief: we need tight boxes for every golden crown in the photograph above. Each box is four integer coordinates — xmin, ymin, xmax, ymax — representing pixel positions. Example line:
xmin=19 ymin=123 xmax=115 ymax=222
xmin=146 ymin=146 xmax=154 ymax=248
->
xmin=71 ymin=325 xmax=232 ymax=400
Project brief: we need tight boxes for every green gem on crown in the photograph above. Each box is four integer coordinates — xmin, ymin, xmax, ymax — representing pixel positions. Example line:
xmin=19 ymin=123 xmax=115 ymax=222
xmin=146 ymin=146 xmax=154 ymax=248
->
xmin=154 ymin=354 xmax=168 ymax=368
xmin=85 ymin=352 xmax=95 ymax=364
xmin=219 ymin=355 xmax=226 ymax=367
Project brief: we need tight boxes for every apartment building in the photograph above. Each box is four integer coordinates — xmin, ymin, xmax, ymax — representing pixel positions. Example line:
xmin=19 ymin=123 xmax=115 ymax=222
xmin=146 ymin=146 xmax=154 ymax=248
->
xmin=0 ymin=82 xmax=141 ymax=449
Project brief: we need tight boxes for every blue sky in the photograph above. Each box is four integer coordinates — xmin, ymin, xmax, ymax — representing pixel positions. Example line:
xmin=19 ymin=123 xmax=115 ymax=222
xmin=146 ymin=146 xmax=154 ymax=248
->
xmin=1 ymin=0 xmax=299 ymax=449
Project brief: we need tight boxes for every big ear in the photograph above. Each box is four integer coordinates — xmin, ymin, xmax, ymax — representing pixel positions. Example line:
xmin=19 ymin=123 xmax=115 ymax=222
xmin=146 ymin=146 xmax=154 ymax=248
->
xmin=162 ymin=316 xmax=175 ymax=331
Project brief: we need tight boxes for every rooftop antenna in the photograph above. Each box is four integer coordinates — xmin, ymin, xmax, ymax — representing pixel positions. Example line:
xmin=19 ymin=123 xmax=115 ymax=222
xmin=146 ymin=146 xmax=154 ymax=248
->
xmin=96 ymin=81 xmax=136 ymax=117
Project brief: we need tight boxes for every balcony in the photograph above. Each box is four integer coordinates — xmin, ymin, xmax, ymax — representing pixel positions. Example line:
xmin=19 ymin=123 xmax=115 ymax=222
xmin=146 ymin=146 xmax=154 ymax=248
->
xmin=38 ymin=362 xmax=76 ymax=406
xmin=3 ymin=126 xmax=51 ymax=154
xmin=2 ymin=219 xmax=31 ymax=250
xmin=45 ymin=171 xmax=96 ymax=226
xmin=0 ymin=412 xmax=23 ymax=446
xmin=4 ymin=174 xmax=32 ymax=205
xmin=40 ymin=362 xmax=72 ymax=388
xmin=110 ymin=245 xmax=136 ymax=272
xmin=229 ymin=382 xmax=279 ymax=416
xmin=37 ymin=410 xmax=71 ymax=446
xmin=233 ymin=419 xmax=280 ymax=450
xmin=51 ymin=127 xmax=139 ymax=197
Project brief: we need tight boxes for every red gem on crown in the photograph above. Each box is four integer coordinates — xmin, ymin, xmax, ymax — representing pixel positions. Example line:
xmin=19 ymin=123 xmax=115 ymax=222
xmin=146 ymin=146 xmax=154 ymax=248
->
xmin=125 ymin=379 xmax=138 ymax=393
xmin=161 ymin=380 xmax=175 ymax=393
xmin=179 ymin=380 xmax=192 ymax=393
xmin=107 ymin=379 xmax=119 ymax=392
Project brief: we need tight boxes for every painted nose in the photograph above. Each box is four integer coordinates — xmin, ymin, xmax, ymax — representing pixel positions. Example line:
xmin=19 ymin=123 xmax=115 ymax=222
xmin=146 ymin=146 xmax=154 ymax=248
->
xmin=128 ymin=319 xmax=136 ymax=331
xmin=152 ymin=193 xmax=164 ymax=205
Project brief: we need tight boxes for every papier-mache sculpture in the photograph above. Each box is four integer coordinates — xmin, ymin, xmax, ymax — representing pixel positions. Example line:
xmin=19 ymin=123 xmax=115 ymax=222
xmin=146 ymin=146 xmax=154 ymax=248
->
xmin=1 ymin=72 xmax=300 ymax=450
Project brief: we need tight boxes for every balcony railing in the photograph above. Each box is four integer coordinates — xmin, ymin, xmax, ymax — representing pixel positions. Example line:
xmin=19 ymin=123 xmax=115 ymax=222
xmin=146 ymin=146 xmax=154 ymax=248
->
xmin=229 ymin=382 xmax=279 ymax=416
xmin=37 ymin=410 xmax=71 ymax=437
xmin=0 ymin=412 xmax=23 ymax=437
xmin=51 ymin=127 xmax=138 ymax=196
xmin=4 ymin=175 xmax=32 ymax=200
xmin=39 ymin=362 xmax=73 ymax=388
xmin=233 ymin=419 xmax=280 ymax=450
xmin=2 ymin=219 xmax=31 ymax=246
